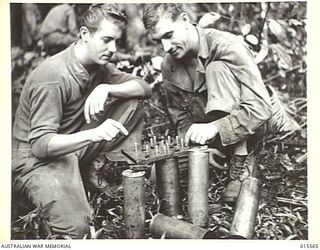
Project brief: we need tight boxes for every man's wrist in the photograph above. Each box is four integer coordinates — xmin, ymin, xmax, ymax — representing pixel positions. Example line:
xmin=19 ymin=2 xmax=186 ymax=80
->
xmin=101 ymin=83 xmax=112 ymax=95
xmin=209 ymin=121 xmax=219 ymax=134
xmin=78 ymin=129 xmax=98 ymax=144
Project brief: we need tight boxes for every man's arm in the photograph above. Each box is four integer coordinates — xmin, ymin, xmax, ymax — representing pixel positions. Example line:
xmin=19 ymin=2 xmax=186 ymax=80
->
xmin=46 ymin=119 xmax=128 ymax=158
xmin=104 ymin=80 xmax=147 ymax=98
xmin=211 ymin=43 xmax=272 ymax=146
xmin=105 ymin=63 xmax=152 ymax=98
xmin=185 ymin=43 xmax=272 ymax=146
xmin=84 ymin=65 xmax=152 ymax=124
xmin=28 ymin=82 xmax=128 ymax=159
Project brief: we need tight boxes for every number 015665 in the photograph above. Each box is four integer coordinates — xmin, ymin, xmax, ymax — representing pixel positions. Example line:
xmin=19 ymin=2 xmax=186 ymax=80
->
xmin=300 ymin=244 xmax=319 ymax=249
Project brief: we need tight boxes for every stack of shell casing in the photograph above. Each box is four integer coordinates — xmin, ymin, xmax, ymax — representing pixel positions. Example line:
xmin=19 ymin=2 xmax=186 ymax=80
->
xmin=123 ymin=135 xmax=207 ymax=165
xmin=121 ymin=137 xmax=261 ymax=239
xmin=148 ymin=148 xmax=214 ymax=239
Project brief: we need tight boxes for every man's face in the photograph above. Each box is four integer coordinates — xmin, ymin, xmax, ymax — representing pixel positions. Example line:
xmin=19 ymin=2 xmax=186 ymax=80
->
xmin=85 ymin=18 xmax=122 ymax=65
xmin=151 ymin=14 xmax=193 ymax=60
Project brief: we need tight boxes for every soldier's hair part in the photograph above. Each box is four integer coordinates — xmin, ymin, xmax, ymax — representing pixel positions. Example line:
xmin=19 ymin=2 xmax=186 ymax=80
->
xmin=142 ymin=3 xmax=184 ymax=31
xmin=80 ymin=3 xmax=127 ymax=33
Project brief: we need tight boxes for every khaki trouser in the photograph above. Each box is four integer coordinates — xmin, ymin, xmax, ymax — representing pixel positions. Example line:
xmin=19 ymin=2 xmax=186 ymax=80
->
xmin=12 ymin=99 xmax=143 ymax=239
xmin=175 ymin=61 xmax=267 ymax=168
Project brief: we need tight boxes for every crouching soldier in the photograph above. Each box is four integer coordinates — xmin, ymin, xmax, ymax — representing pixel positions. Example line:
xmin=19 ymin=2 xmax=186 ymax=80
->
xmin=142 ymin=4 xmax=272 ymax=203
xmin=12 ymin=4 xmax=151 ymax=238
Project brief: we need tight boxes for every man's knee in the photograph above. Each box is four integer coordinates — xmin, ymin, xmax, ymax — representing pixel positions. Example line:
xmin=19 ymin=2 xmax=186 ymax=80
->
xmin=72 ymin=222 xmax=90 ymax=239
xmin=40 ymin=204 xmax=91 ymax=239
xmin=61 ymin=213 xmax=90 ymax=239
xmin=108 ymin=99 xmax=143 ymax=130
xmin=81 ymin=98 xmax=142 ymax=131
xmin=37 ymin=192 xmax=91 ymax=238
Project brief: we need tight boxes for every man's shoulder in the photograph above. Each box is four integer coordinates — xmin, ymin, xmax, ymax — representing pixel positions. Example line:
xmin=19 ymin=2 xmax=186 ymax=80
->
xmin=201 ymin=28 xmax=249 ymax=59
xmin=202 ymin=28 xmax=243 ymax=47
xmin=51 ymin=4 xmax=71 ymax=13
xmin=29 ymin=50 xmax=69 ymax=84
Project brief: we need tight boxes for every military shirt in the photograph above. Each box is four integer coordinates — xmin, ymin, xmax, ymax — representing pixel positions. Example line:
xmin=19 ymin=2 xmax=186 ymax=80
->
xmin=161 ymin=27 xmax=272 ymax=146
xmin=13 ymin=43 xmax=151 ymax=158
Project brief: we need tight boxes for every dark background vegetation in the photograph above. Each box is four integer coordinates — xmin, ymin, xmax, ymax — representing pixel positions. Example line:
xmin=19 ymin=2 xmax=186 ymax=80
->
xmin=10 ymin=2 xmax=307 ymax=240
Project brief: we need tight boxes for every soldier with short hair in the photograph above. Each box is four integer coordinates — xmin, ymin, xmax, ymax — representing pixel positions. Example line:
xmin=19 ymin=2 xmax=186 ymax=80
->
xmin=142 ymin=3 xmax=272 ymax=203
xmin=12 ymin=4 xmax=151 ymax=238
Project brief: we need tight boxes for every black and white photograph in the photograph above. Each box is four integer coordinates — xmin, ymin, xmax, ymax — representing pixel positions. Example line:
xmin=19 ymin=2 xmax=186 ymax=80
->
xmin=2 ymin=1 xmax=315 ymax=245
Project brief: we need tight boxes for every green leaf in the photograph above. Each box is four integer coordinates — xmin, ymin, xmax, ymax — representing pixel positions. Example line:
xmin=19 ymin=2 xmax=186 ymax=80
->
xmin=198 ymin=12 xmax=221 ymax=28
xmin=280 ymin=154 xmax=294 ymax=171
xmin=285 ymin=234 xmax=298 ymax=240
xmin=241 ymin=24 xmax=251 ymax=36
xmin=267 ymin=19 xmax=286 ymax=41
xmin=41 ymin=200 xmax=57 ymax=215
xmin=267 ymin=85 xmax=301 ymax=132
xmin=289 ymin=19 xmax=303 ymax=27
xmin=160 ymin=231 xmax=166 ymax=239
xmin=246 ymin=34 xmax=259 ymax=46
xmin=269 ymin=44 xmax=293 ymax=69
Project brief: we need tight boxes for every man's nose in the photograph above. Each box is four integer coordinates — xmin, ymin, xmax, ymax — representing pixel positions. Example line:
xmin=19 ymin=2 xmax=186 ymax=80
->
xmin=161 ymin=39 xmax=172 ymax=53
xmin=108 ymin=40 xmax=117 ymax=53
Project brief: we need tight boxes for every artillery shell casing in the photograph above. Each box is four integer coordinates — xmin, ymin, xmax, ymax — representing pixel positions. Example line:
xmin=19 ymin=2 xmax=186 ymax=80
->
xmin=229 ymin=177 xmax=260 ymax=239
xmin=150 ymin=137 xmax=154 ymax=148
xmin=167 ymin=135 xmax=171 ymax=144
xmin=155 ymin=157 xmax=182 ymax=217
xmin=175 ymin=136 xmax=179 ymax=147
xmin=180 ymin=138 xmax=185 ymax=148
xmin=150 ymin=214 xmax=214 ymax=239
xmin=188 ymin=149 xmax=209 ymax=228
xmin=122 ymin=169 xmax=146 ymax=239
xmin=153 ymin=135 xmax=157 ymax=145
xmin=165 ymin=141 xmax=170 ymax=152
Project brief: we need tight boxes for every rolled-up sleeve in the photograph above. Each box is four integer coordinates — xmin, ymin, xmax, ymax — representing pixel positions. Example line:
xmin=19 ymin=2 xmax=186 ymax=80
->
xmin=105 ymin=64 xmax=152 ymax=98
xmin=212 ymin=43 xmax=272 ymax=146
xmin=28 ymin=82 xmax=63 ymax=158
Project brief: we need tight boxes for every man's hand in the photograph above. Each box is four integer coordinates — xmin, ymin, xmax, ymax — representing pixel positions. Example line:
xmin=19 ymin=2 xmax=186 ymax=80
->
xmin=185 ymin=122 xmax=219 ymax=145
xmin=84 ymin=84 xmax=110 ymax=124
xmin=91 ymin=118 xmax=128 ymax=142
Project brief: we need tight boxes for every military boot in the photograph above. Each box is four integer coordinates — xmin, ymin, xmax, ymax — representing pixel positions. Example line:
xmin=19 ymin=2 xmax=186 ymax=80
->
xmin=222 ymin=153 xmax=257 ymax=203
xmin=83 ymin=154 xmax=115 ymax=196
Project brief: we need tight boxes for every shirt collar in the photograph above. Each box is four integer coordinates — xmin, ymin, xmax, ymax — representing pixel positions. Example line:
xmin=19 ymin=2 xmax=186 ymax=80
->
xmin=66 ymin=43 xmax=91 ymax=90
xmin=163 ymin=26 xmax=210 ymax=93
xmin=197 ymin=26 xmax=210 ymax=60
xmin=195 ymin=26 xmax=210 ymax=73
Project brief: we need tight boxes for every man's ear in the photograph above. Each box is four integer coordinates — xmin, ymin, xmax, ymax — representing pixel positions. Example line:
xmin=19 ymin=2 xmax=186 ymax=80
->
xmin=179 ymin=12 xmax=190 ymax=22
xmin=79 ymin=26 xmax=90 ymax=41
